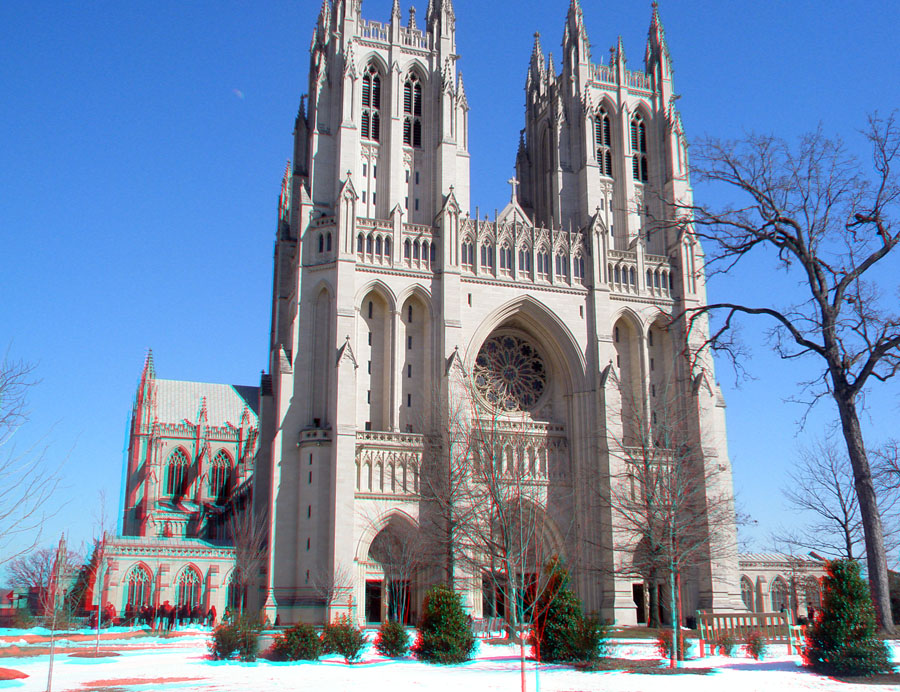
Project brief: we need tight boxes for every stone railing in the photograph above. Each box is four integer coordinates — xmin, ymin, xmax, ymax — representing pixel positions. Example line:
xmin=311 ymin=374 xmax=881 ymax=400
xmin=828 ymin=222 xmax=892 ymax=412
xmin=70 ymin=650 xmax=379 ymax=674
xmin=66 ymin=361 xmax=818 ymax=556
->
xmin=626 ymin=70 xmax=653 ymax=92
xmin=400 ymin=27 xmax=428 ymax=49
xmin=589 ymin=64 xmax=616 ymax=86
xmin=606 ymin=248 xmax=673 ymax=299
xmin=355 ymin=430 xmax=425 ymax=497
xmin=360 ymin=19 xmax=389 ymax=42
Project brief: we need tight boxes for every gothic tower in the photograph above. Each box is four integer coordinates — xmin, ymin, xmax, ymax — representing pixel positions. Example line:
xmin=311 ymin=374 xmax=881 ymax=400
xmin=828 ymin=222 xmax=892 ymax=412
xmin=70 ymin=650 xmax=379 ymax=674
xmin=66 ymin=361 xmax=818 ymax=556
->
xmin=255 ymin=0 xmax=743 ymax=626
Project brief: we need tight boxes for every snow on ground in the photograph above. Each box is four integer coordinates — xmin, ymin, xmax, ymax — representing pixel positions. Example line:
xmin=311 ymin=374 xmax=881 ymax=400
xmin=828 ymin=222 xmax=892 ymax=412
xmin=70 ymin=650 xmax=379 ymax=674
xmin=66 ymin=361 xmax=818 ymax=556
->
xmin=0 ymin=628 xmax=898 ymax=692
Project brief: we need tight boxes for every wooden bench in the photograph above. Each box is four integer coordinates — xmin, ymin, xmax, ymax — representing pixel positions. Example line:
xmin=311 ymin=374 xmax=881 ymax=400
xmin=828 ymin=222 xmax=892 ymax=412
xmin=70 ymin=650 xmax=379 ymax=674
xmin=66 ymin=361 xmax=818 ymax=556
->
xmin=696 ymin=610 xmax=804 ymax=656
xmin=472 ymin=616 xmax=505 ymax=639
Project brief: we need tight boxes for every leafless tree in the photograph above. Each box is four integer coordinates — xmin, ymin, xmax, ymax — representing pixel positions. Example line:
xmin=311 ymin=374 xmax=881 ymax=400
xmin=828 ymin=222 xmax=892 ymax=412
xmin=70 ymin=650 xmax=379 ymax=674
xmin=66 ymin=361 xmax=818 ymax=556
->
xmin=310 ymin=562 xmax=354 ymax=625
xmin=678 ymin=112 xmax=900 ymax=630
xmin=605 ymin=371 xmax=737 ymax=667
xmin=0 ymin=353 xmax=61 ymax=568
xmin=774 ymin=440 xmax=900 ymax=567
xmin=228 ymin=493 xmax=268 ymax=618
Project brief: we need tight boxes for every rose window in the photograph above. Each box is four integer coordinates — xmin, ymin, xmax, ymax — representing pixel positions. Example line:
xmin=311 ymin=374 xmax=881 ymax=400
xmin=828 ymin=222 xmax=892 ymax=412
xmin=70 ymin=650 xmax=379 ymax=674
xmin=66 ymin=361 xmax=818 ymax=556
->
xmin=473 ymin=335 xmax=546 ymax=411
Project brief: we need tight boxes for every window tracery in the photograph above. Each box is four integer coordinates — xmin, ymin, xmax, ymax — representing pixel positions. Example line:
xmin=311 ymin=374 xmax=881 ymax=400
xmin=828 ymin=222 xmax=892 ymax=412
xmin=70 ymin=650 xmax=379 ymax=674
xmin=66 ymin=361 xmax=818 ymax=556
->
xmin=403 ymin=72 xmax=422 ymax=147
xmin=361 ymin=64 xmax=381 ymax=142
xmin=473 ymin=334 xmax=547 ymax=412
xmin=594 ymin=108 xmax=613 ymax=176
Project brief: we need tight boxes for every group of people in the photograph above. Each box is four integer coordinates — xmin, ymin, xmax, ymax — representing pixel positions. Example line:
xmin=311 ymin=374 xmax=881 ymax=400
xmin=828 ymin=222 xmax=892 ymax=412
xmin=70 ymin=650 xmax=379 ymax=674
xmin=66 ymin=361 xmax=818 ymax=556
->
xmin=115 ymin=602 xmax=217 ymax=631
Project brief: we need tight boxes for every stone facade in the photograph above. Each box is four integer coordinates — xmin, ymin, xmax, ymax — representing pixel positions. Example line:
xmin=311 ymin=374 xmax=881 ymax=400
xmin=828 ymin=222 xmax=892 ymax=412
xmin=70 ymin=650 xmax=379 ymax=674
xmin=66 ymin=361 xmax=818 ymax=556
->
xmin=252 ymin=0 xmax=745 ymax=626
xmin=102 ymin=355 xmax=259 ymax=617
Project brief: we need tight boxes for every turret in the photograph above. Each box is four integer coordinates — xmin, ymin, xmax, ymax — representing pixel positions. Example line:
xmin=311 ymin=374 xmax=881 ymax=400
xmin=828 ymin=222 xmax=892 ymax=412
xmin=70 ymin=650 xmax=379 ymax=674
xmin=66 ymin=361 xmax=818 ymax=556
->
xmin=645 ymin=2 xmax=674 ymax=100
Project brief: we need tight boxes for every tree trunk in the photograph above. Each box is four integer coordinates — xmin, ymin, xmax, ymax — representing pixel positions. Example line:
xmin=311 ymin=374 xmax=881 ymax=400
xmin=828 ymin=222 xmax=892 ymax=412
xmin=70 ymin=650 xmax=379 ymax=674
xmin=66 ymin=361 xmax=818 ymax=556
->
xmin=648 ymin=570 xmax=660 ymax=628
xmin=834 ymin=388 xmax=895 ymax=633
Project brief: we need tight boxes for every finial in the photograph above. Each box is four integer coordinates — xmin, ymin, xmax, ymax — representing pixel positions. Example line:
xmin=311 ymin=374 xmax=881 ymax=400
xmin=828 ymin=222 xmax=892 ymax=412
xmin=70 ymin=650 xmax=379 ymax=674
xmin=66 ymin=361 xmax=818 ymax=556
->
xmin=392 ymin=0 xmax=401 ymax=18
xmin=142 ymin=348 xmax=156 ymax=379
xmin=408 ymin=5 xmax=417 ymax=30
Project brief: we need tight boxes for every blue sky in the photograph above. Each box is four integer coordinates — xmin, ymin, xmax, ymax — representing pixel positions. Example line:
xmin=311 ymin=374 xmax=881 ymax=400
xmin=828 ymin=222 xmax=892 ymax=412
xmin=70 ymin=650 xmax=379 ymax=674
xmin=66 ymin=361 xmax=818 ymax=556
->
xmin=1 ymin=0 xmax=899 ymax=563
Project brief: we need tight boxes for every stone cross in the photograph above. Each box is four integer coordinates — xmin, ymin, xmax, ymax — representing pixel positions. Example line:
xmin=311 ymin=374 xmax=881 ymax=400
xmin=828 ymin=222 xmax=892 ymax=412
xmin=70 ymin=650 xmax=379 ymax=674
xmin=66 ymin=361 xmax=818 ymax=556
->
xmin=508 ymin=176 xmax=519 ymax=202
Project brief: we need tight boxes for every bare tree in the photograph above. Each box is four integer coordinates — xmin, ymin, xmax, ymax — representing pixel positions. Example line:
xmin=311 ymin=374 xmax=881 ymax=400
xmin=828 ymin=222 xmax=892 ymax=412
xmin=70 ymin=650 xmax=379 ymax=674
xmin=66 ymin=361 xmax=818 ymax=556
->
xmin=775 ymin=440 xmax=900 ymax=567
xmin=310 ymin=562 xmax=353 ymax=624
xmin=679 ymin=113 xmax=900 ymax=630
xmin=228 ymin=493 xmax=268 ymax=618
xmin=605 ymin=371 xmax=737 ymax=668
xmin=0 ymin=353 xmax=60 ymax=568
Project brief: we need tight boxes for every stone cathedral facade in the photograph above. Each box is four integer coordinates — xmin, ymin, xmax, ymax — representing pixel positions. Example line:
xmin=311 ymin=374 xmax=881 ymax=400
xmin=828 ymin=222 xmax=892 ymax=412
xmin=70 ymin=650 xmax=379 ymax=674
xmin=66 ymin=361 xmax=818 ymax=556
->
xmin=252 ymin=0 xmax=745 ymax=626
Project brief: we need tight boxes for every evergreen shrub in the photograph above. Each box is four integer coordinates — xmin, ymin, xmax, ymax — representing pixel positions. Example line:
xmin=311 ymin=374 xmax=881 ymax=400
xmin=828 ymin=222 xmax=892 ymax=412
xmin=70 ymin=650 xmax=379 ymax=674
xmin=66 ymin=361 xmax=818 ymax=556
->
xmin=209 ymin=622 xmax=241 ymax=660
xmin=531 ymin=558 xmax=609 ymax=663
xmin=322 ymin=615 xmax=367 ymax=663
xmin=803 ymin=559 xmax=892 ymax=677
xmin=375 ymin=619 xmax=411 ymax=657
xmin=412 ymin=584 xmax=475 ymax=664
xmin=271 ymin=622 xmax=322 ymax=661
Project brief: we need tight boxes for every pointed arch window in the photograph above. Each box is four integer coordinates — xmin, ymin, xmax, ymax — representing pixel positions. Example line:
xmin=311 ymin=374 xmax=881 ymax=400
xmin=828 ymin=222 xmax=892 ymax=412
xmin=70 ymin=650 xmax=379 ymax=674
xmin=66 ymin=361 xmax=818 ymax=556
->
xmin=361 ymin=64 xmax=381 ymax=142
xmin=403 ymin=73 xmax=423 ymax=148
xmin=125 ymin=565 xmax=152 ymax=608
xmin=499 ymin=243 xmax=512 ymax=273
xmin=480 ymin=242 xmax=494 ymax=271
xmin=573 ymin=253 xmax=585 ymax=282
xmin=461 ymin=239 xmax=474 ymax=269
xmin=209 ymin=450 xmax=231 ymax=502
xmin=536 ymin=249 xmax=550 ymax=280
xmin=518 ymin=246 xmax=532 ymax=274
xmin=176 ymin=567 xmax=202 ymax=608
xmin=594 ymin=108 xmax=613 ymax=177
xmin=555 ymin=252 xmax=569 ymax=281
xmin=165 ymin=448 xmax=189 ymax=497
xmin=631 ymin=113 xmax=648 ymax=182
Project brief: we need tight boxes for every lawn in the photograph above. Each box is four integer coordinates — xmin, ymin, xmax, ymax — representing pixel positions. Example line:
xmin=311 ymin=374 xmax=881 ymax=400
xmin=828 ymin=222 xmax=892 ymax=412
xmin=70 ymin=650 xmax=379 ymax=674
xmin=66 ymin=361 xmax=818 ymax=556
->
xmin=0 ymin=625 xmax=897 ymax=691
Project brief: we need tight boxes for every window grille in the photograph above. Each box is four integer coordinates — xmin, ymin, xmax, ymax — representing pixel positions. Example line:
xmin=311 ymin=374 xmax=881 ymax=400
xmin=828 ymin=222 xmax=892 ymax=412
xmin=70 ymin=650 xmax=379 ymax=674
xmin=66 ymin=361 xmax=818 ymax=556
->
xmin=361 ymin=65 xmax=381 ymax=142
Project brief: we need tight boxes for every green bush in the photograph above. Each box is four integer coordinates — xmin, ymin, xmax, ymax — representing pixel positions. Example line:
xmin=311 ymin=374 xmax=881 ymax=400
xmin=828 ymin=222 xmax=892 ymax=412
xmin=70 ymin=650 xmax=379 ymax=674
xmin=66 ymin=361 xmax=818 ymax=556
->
xmin=745 ymin=630 xmax=766 ymax=660
xmin=412 ymin=584 xmax=475 ymax=664
xmin=271 ymin=622 xmax=323 ymax=661
xmin=322 ymin=615 xmax=367 ymax=663
xmin=209 ymin=616 xmax=262 ymax=661
xmin=209 ymin=622 xmax=241 ymax=660
xmin=715 ymin=631 xmax=737 ymax=657
xmin=236 ymin=617 xmax=262 ymax=662
xmin=375 ymin=619 xmax=411 ymax=657
xmin=803 ymin=559 xmax=892 ymax=677
xmin=532 ymin=558 xmax=609 ymax=663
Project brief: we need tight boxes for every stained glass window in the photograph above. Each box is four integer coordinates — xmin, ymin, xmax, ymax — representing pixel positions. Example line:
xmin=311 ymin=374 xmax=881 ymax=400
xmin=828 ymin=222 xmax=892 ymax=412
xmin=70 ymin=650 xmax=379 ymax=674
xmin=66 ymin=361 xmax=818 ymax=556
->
xmin=473 ymin=334 xmax=547 ymax=411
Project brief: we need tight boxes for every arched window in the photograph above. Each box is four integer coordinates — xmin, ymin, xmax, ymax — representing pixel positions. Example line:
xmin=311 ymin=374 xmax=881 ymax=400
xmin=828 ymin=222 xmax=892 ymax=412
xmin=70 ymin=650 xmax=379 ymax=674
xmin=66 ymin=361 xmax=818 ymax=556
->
xmin=518 ymin=246 xmax=532 ymax=273
xmin=403 ymin=73 xmax=423 ymax=148
xmin=555 ymin=252 xmax=568 ymax=280
xmin=366 ymin=234 xmax=373 ymax=254
xmin=573 ymin=254 xmax=585 ymax=282
xmin=209 ymin=450 xmax=231 ymax=502
xmin=375 ymin=236 xmax=383 ymax=256
xmin=176 ymin=567 xmax=202 ymax=608
xmin=361 ymin=64 xmax=381 ymax=142
xmin=771 ymin=576 xmax=789 ymax=612
xmin=631 ymin=113 xmax=648 ymax=182
xmin=480 ymin=242 xmax=494 ymax=270
xmin=430 ymin=242 xmax=436 ymax=263
xmin=125 ymin=564 xmax=152 ymax=608
xmin=165 ymin=449 xmax=189 ymax=497
xmin=318 ymin=233 xmax=324 ymax=253
xmin=384 ymin=237 xmax=391 ymax=257
xmin=357 ymin=233 xmax=364 ymax=254
xmin=536 ymin=249 xmax=550 ymax=279
xmin=594 ymin=108 xmax=613 ymax=176
xmin=461 ymin=240 xmax=474 ymax=269
xmin=741 ymin=576 xmax=755 ymax=611
xmin=413 ymin=241 xmax=420 ymax=260
xmin=499 ymin=244 xmax=512 ymax=273
xmin=326 ymin=232 xmax=332 ymax=252
xmin=404 ymin=239 xmax=411 ymax=260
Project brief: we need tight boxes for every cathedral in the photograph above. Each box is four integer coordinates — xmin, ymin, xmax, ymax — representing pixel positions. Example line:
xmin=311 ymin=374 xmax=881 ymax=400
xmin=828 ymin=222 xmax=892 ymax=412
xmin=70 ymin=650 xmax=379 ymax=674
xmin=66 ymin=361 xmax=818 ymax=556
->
xmin=102 ymin=0 xmax=748 ymax=626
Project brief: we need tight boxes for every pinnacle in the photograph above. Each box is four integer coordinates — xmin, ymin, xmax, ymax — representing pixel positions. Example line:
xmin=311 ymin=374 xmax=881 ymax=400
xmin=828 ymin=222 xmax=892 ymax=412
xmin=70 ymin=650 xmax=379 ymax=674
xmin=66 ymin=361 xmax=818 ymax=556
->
xmin=142 ymin=348 xmax=155 ymax=380
xmin=391 ymin=0 xmax=400 ymax=19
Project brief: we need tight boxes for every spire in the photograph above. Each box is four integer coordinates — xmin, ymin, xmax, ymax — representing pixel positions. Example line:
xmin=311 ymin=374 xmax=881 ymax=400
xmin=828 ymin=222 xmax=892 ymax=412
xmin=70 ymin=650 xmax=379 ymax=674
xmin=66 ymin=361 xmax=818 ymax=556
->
xmin=645 ymin=1 xmax=672 ymax=79
xmin=528 ymin=32 xmax=546 ymax=83
xmin=615 ymin=35 xmax=626 ymax=64
xmin=316 ymin=0 xmax=331 ymax=44
xmin=563 ymin=0 xmax=591 ymax=67
xmin=456 ymin=70 xmax=469 ymax=110
xmin=141 ymin=349 xmax=155 ymax=381
xmin=408 ymin=6 xmax=417 ymax=30
xmin=391 ymin=0 xmax=401 ymax=21
xmin=427 ymin=0 xmax=455 ymax=35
